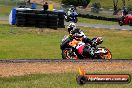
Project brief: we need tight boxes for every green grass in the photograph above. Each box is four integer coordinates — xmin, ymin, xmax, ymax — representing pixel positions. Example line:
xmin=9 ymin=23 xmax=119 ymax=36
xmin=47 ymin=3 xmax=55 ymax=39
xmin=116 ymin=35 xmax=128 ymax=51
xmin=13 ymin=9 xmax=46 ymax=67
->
xmin=89 ymin=0 xmax=132 ymax=10
xmin=0 ymin=24 xmax=132 ymax=59
xmin=82 ymin=27 xmax=132 ymax=59
xmin=0 ymin=72 xmax=132 ymax=88
xmin=78 ymin=17 xmax=118 ymax=25
xmin=0 ymin=24 xmax=66 ymax=59
xmin=0 ymin=4 xmax=13 ymax=16
xmin=0 ymin=20 xmax=8 ymax=24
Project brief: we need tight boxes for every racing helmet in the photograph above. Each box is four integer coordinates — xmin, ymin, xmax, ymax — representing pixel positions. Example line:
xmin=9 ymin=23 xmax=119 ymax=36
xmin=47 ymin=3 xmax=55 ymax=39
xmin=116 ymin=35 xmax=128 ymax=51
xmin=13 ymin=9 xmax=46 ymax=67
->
xmin=67 ymin=22 xmax=76 ymax=33
xmin=72 ymin=28 xmax=84 ymax=40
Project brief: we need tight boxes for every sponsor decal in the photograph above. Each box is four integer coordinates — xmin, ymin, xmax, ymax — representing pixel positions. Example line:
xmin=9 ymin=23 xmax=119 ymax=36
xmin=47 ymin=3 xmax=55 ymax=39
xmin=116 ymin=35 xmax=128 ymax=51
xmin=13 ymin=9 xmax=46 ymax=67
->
xmin=77 ymin=67 xmax=131 ymax=85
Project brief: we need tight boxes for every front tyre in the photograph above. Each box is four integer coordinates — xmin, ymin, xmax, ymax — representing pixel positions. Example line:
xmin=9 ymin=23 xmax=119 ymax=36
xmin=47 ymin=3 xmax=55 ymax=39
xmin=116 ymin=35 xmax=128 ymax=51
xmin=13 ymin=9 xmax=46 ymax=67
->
xmin=65 ymin=18 xmax=69 ymax=22
xmin=64 ymin=16 xmax=69 ymax=22
xmin=118 ymin=20 xmax=123 ymax=26
xmin=100 ymin=48 xmax=112 ymax=60
xmin=95 ymin=47 xmax=112 ymax=60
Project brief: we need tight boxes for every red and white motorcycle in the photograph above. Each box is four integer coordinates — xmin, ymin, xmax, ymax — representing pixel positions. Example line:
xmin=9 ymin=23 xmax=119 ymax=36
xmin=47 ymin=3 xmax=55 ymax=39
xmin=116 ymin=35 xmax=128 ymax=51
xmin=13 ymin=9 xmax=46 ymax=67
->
xmin=61 ymin=36 xmax=112 ymax=60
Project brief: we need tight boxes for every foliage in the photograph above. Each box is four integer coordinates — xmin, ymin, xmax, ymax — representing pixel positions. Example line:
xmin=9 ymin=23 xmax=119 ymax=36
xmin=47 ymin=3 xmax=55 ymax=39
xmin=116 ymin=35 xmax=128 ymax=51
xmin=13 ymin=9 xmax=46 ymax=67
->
xmin=91 ymin=2 xmax=101 ymax=13
xmin=61 ymin=0 xmax=91 ymax=8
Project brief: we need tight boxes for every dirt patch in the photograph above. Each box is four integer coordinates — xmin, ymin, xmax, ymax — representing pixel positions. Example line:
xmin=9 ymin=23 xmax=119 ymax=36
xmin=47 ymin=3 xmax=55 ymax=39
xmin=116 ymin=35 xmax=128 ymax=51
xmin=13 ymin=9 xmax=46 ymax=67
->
xmin=0 ymin=61 xmax=132 ymax=77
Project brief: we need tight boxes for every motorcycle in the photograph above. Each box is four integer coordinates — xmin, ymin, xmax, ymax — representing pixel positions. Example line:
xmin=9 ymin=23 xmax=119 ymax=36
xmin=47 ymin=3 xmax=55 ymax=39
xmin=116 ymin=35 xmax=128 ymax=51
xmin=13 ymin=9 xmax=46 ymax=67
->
xmin=118 ymin=14 xmax=132 ymax=26
xmin=61 ymin=36 xmax=112 ymax=60
xmin=64 ymin=12 xmax=78 ymax=23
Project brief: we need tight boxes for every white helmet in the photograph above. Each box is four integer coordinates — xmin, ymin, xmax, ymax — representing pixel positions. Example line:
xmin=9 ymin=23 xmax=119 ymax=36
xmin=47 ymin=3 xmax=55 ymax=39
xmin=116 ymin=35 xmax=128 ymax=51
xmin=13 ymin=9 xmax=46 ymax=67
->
xmin=67 ymin=22 xmax=76 ymax=33
xmin=69 ymin=8 xmax=72 ymax=11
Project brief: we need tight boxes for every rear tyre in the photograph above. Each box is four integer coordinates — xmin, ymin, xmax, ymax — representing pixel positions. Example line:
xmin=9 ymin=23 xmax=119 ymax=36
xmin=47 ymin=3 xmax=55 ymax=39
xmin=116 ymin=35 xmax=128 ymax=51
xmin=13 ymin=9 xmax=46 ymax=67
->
xmin=128 ymin=20 xmax=132 ymax=26
xmin=62 ymin=49 xmax=78 ymax=59
xmin=74 ymin=17 xmax=78 ymax=23
xmin=65 ymin=18 xmax=69 ymax=22
xmin=62 ymin=49 xmax=70 ymax=59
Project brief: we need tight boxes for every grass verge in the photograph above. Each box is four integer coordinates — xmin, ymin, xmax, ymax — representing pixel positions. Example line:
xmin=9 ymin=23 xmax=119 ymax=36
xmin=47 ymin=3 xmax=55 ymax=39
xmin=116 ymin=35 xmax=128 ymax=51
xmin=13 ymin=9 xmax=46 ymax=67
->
xmin=0 ymin=72 xmax=131 ymax=88
xmin=0 ymin=24 xmax=132 ymax=59
xmin=0 ymin=5 xmax=12 ymax=16
xmin=78 ymin=17 xmax=118 ymax=25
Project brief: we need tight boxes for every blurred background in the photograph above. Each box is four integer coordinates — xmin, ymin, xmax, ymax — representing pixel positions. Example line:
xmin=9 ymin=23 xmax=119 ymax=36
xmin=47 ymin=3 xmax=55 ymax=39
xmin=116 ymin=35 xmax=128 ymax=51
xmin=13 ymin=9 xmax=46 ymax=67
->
xmin=0 ymin=0 xmax=132 ymax=18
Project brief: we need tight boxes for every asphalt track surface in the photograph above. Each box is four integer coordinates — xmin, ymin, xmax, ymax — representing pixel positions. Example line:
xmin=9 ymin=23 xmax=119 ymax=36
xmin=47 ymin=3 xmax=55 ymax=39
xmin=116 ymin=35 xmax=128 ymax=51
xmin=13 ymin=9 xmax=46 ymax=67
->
xmin=0 ymin=59 xmax=132 ymax=63
xmin=0 ymin=17 xmax=132 ymax=30
xmin=65 ymin=22 xmax=132 ymax=30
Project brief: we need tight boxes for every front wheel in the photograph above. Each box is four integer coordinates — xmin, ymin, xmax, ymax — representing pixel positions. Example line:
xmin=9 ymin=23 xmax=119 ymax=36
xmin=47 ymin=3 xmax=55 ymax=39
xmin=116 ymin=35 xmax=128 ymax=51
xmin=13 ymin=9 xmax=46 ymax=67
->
xmin=118 ymin=20 xmax=123 ymax=26
xmin=64 ymin=16 xmax=69 ymax=22
xmin=95 ymin=47 xmax=112 ymax=60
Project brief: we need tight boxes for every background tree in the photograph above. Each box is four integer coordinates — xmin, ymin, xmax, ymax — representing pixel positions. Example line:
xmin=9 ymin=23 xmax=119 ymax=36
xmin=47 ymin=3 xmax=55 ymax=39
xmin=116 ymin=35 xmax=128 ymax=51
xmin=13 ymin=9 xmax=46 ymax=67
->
xmin=113 ymin=0 xmax=120 ymax=15
xmin=61 ymin=0 xmax=91 ymax=8
xmin=122 ymin=0 xmax=126 ymax=9
xmin=91 ymin=2 xmax=101 ymax=13
xmin=27 ymin=0 xmax=30 ymax=4
xmin=122 ymin=0 xmax=130 ymax=9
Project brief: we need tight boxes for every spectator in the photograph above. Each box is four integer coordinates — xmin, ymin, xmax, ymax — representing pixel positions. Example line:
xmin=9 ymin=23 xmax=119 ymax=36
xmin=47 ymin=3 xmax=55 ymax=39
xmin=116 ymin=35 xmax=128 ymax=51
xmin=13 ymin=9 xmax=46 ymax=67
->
xmin=43 ymin=2 xmax=48 ymax=11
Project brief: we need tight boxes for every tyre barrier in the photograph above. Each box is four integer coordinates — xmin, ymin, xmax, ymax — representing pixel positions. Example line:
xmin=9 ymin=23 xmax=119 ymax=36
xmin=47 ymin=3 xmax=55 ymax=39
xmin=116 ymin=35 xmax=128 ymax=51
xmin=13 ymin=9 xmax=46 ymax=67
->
xmin=15 ymin=9 xmax=65 ymax=29
xmin=36 ymin=14 xmax=47 ymax=28
xmin=78 ymin=13 xmax=119 ymax=22
xmin=47 ymin=14 xmax=58 ymax=29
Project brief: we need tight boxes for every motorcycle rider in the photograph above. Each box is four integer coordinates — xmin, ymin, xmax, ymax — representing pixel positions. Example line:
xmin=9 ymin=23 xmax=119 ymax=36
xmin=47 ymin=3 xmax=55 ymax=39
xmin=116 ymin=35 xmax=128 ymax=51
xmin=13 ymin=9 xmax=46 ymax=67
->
xmin=60 ymin=22 xmax=76 ymax=50
xmin=121 ymin=8 xmax=129 ymax=22
xmin=70 ymin=28 xmax=96 ymax=58
xmin=61 ymin=23 xmax=95 ymax=58
xmin=122 ymin=8 xmax=128 ymax=16
xmin=66 ymin=7 xmax=77 ymax=21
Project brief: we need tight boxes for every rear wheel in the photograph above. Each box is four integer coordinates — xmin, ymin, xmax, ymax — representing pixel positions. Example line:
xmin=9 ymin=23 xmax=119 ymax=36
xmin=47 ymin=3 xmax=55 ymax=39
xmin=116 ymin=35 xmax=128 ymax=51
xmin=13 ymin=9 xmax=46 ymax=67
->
xmin=62 ymin=48 xmax=78 ymax=59
xmin=128 ymin=20 xmax=132 ymax=26
xmin=74 ymin=17 xmax=78 ymax=23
